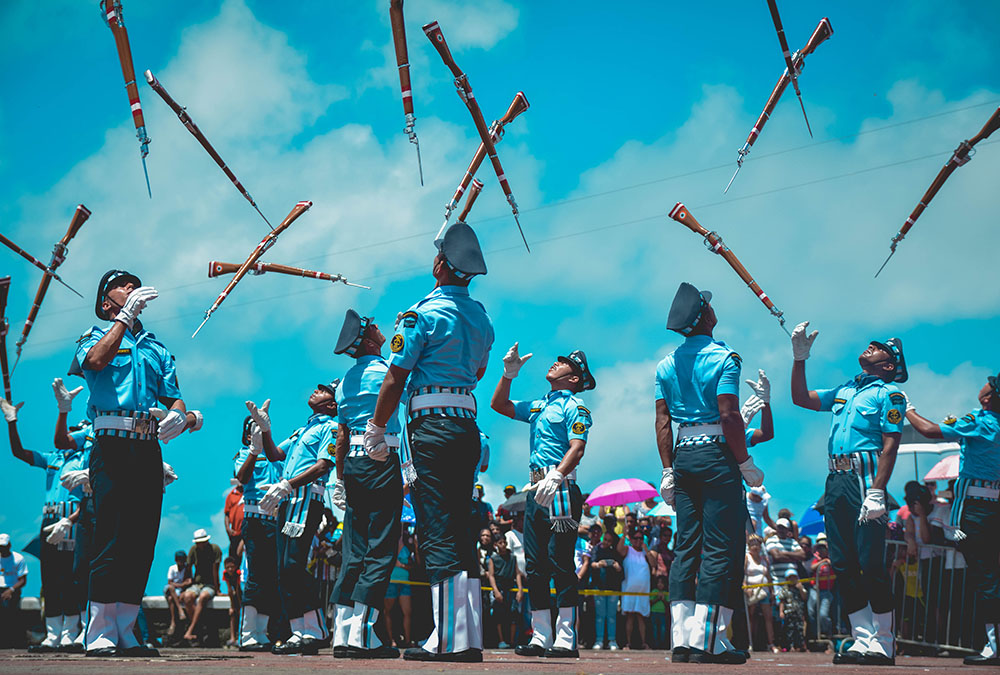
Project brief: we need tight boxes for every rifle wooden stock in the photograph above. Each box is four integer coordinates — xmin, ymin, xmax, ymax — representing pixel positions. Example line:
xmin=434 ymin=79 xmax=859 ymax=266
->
xmin=16 ymin=205 xmax=92 ymax=357
xmin=0 ymin=276 xmax=12 ymax=401
xmin=193 ymin=201 xmax=312 ymax=337
xmin=445 ymin=92 xmax=529 ymax=218
xmin=389 ymin=0 xmax=413 ymax=116
xmin=207 ymin=260 xmax=365 ymax=288
xmin=457 ymin=179 xmax=484 ymax=223
xmin=668 ymin=203 xmax=787 ymax=329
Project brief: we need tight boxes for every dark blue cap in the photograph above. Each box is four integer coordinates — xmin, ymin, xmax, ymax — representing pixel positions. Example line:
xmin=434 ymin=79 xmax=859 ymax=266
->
xmin=95 ymin=269 xmax=141 ymax=320
xmin=666 ymin=282 xmax=712 ymax=335
xmin=558 ymin=349 xmax=596 ymax=391
xmin=870 ymin=338 xmax=907 ymax=383
xmin=435 ymin=221 xmax=487 ymax=279
xmin=334 ymin=309 xmax=371 ymax=356
xmin=317 ymin=379 xmax=340 ymax=397
xmin=989 ymin=372 xmax=1000 ymax=394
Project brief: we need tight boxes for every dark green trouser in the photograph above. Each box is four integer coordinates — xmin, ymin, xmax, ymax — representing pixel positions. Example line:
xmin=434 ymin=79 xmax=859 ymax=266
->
xmin=824 ymin=471 xmax=891 ymax=615
xmin=524 ymin=484 xmax=582 ymax=609
xmin=669 ymin=441 xmax=745 ymax=609
xmin=331 ymin=453 xmax=403 ymax=608
xmin=956 ymin=498 xmax=1000 ymax=623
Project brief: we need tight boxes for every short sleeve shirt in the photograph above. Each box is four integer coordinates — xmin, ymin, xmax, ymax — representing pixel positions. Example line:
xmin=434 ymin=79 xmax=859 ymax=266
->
xmin=0 ymin=552 xmax=27 ymax=588
xmin=74 ymin=323 xmax=182 ymax=417
xmin=814 ymin=374 xmax=905 ymax=456
xmin=234 ymin=445 xmax=283 ymax=502
xmin=654 ymin=335 xmax=741 ymax=424
xmin=939 ymin=409 xmax=1000 ymax=481
xmin=278 ymin=413 xmax=336 ymax=485
xmin=512 ymin=389 xmax=592 ymax=469
xmin=335 ymin=355 xmax=401 ymax=435
xmin=29 ymin=449 xmax=80 ymax=506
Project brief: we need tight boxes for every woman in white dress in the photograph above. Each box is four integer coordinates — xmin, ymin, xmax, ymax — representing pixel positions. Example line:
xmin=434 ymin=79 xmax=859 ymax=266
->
xmin=617 ymin=531 xmax=655 ymax=648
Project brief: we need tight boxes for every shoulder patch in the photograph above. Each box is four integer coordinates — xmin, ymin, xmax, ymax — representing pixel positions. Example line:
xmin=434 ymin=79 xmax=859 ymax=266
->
xmin=729 ymin=352 xmax=742 ymax=366
xmin=401 ymin=311 xmax=419 ymax=329
xmin=577 ymin=406 xmax=591 ymax=416
xmin=327 ymin=443 xmax=336 ymax=457
xmin=390 ymin=334 xmax=404 ymax=353
xmin=887 ymin=409 xmax=902 ymax=424
xmin=571 ymin=421 xmax=587 ymax=434
xmin=889 ymin=392 xmax=906 ymax=405
xmin=77 ymin=328 xmax=95 ymax=343
xmin=962 ymin=413 xmax=976 ymax=424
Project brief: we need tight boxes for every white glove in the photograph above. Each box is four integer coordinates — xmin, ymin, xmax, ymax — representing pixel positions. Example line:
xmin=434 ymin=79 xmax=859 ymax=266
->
xmin=741 ymin=395 xmax=765 ymax=426
xmin=61 ymin=469 xmax=91 ymax=495
xmin=738 ymin=456 xmax=765 ymax=487
xmin=533 ymin=469 xmax=564 ymax=508
xmin=502 ymin=342 xmax=533 ymax=379
xmin=745 ymin=369 xmax=770 ymax=403
xmin=187 ymin=410 xmax=204 ymax=432
xmin=394 ymin=311 xmax=404 ymax=330
xmin=149 ymin=408 xmax=187 ymax=442
xmin=952 ymin=528 xmax=967 ymax=541
xmin=248 ymin=422 xmax=263 ymax=455
xmin=114 ymin=285 xmax=158 ymax=329
xmin=52 ymin=377 xmax=84 ymax=414
xmin=858 ymin=488 xmax=886 ymax=523
xmin=259 ymin=478 xmax=293 ymax=515
xmin=43 ymin=517 xmax=73 ymax=545
xmin=331 ymin=479 xmax=347 ymax=510
xmin=364 ymin=419 xmax=389 ymax=462
xmin=0 ymin=399 xmax=23 ymax=423
xmin=791 ymin=321 xmax=819 ymax=361
xmin=903 ymin=393 xmax=916 ymax=413
xmin=245 ymin=399 xmax=271 ymax=434
xmin=162 ymin=462 xmax=178 ymax=487
xmin=660 ymin=468 xmax=675 ymax=506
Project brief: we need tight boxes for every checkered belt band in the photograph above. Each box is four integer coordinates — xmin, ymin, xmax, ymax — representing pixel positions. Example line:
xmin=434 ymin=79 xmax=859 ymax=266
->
xmin=243 ymin=499 xmax=276 ymax=521
xmin=828 ymin=451 xmax=880 ymax=474
xmin=407 ymin=386 xmax=476 ymax=420
xmin=963 ymin=478 xmax=1000 ymax=501
xmin=676 ymin=420 xmax=723 ymax=447
xmin=42 ymin=502 xmax=70 ymax=518
xmin=529 ymin=464 xmax=577 ymax=484
xmin=93 ymin=410 xmax=157 ymax=440
xmin=347 ymin=433 xmax=400 ymax=458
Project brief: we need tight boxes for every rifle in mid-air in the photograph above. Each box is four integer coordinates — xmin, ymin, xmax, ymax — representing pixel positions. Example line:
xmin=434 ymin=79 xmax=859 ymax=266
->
xmin=389 ymin=0 xmax=423 ymax=185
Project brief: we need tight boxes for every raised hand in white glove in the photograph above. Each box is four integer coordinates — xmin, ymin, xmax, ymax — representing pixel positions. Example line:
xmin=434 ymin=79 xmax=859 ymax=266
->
xmin=741 ymin=395 xmax=765 ymax=426
xmin=0 ymin=399 xmax=23 ymax=423
xmin=259 ymin=479 xmax=293 ymax=515
xmin=150 ymin=408 xmax=187 ymax=442
xmin=745 ymin=369 xmax=770 ymax=404
xmin=162 ymin=462 xmax=178 ymax=487
xmin=533 ymin=469 xmax=564 ymax=508
xmin=738 ymin=456 xmax=765 ymax=487
xmin=52 ymin=377 xmax=84 ymax=414
xmin=858 ymin=488 xmax=886 ymax=523
xmin=331 ymin=479 xmax=348 ymax=510
xmin=43 ymin=518 xmax=73 ymax=545
xmin=114 ymin=285 xmax=158 ymax=330
xmin=502 ymin=342 xmax=533 ymax=379
xmin=364 ymin=419 xmax=389 ymax=462
xmin=248 ymin=422 xmax=263 ymax=455
xmin=61 ymin=469 xmax=91 ymax=495
xmin=245 ymin=399 xmax=271 ymax=434
xmin=660 ymin=468 xmax=675 ymax=506
xmin=791 ymin=321 xmax=819 ymax=361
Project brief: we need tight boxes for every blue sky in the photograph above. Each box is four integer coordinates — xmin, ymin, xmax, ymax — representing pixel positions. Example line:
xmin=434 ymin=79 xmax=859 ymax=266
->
xmin=1 ymin=0 xmax=999 ymax=595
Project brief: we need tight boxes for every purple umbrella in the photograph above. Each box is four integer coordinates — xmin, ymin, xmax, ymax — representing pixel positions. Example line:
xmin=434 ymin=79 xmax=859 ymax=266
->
xmin=586 ymin=478 xmax=658 ymax=507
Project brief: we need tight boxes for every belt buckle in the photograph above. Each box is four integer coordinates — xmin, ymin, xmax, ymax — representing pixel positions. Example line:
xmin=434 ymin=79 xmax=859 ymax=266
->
xmin=136 ymin=417 xmax=156 ymax=436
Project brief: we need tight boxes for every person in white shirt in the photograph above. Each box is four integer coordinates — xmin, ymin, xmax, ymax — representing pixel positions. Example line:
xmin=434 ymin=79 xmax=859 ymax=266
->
xmin=163 ymin=550 xmax=192 ymax=639
xmin=1 ymin=534 xmax=28 ymax=648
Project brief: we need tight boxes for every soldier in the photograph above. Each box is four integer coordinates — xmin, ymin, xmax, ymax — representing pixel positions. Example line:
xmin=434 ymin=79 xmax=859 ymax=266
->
xmin=247 ymin=383 xmax=338 ymax=655
xmin=234 ymin=415 xmax=283 ymax=651
xmin=73 ymin=270 xmax=201 ymax=656
xmin=790 ymin=322 xmax=906 ymax=666
xmin=328 ymin=309 xmax=402 ymax=659
xmin=655 ymin=283 xmax=764 ymax=664
xmin=905 ymin=371 xmax=1000 ymax=667
xmin=366 ymin=222 xmax=494 ymax=662
xmin=491 ymin=345 xmax=594 ymax=658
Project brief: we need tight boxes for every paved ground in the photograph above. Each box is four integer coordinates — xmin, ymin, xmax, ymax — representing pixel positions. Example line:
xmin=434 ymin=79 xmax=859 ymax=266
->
xmin=0 ymin=648 xmax=975 ymax=674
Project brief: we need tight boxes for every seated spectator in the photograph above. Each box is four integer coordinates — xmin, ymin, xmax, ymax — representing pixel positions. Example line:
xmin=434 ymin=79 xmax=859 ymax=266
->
xmin=617 ymin=531 xmax=654 ymax=649
xmin=650 ymin=575 xmax=668 ymax=649
xmin=745 ymin=534 xmax=778 ymax=653
xmin=486 ymin=534 xmax=524 ymax=648
xmin=777 ymin=569 xmax=807 ymax=652
xmin=765 ymin=518 xmax=805 ymax=584
xmin=164 ymin=550 xmax=192 ymax=639
xmin=181 ymin=529 xmax=222 ymax=644
xmin=0 ymin=534 xmax=27 ymax=649
xmin=223 ymin=556 xmax=242 ymax=648
xmin=590 ymin=531 xmax=622 ymax=650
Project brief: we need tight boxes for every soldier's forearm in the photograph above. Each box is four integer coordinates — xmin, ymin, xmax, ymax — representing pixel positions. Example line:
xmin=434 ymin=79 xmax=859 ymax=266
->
xmin=872 ymin=435 xmax=900 ymax=489
xmin=83 ymin=322 xmax=127 ymax=371
xmin=905 ymin=410 xmax=943 ymax=439
xmin=373 ymin=365 xmax=408 ymax=427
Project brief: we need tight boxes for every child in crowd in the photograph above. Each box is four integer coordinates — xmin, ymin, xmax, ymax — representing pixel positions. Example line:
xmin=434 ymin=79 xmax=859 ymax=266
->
xmin=223 ymin=556 xmax=242 ymax=648
xmin=777 ymin=568 xmax=807 ymax=652
xmin=649 ymin=575 xmax=668 ymax=649
xmin=165 ymin=550 xmax=191 ymax=639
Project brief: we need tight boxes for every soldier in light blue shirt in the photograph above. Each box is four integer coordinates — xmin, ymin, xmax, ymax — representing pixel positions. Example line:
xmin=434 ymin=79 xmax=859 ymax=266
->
xmin=791 ymin=322 xmax=906 ymax=666
xmin=247 ymin=383 xmax=337 ymax=655
xmin=905 ymin=371 xmax=1000 ymax=666
xmin=234 ymin=416 xmax=283 ymax=651
xmin=72 ymin=270 xmax=202 ymax=657
xmin=367 ymin=222 xmax=494 ymax=663
xmin=654 ymin=283 xmax=764 ymax=665
xmin=328 ymin=309 xmax=403 ymax=659
xmin=492 ymin=345 xmax=594 ymax=658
